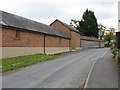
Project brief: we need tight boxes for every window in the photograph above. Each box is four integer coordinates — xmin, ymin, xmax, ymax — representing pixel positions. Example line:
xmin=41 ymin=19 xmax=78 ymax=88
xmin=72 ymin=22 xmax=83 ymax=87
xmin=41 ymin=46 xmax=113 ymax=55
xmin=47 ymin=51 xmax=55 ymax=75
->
xmin=15 ymin=30 xmax=20 ymax=39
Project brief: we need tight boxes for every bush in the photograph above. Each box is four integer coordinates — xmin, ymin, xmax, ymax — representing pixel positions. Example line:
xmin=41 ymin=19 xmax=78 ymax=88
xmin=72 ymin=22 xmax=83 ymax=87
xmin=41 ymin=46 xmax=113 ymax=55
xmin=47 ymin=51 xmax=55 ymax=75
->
xmin=110 ymin=46 xmax=115 ymax=50
xmin=117 ymin=51 xmax=120 ymax=64
xmin=111 ymin=48 xmax=118 ymax=58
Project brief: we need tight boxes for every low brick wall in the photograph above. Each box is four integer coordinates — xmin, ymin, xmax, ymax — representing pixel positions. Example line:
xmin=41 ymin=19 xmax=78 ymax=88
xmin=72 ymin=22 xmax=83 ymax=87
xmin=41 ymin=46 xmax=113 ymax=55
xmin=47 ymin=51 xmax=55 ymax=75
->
xmin=2 ymin=47 xmax=70 ymax=58
xmin=45 ymin=47 xmax=70 ymax=54
xmin=81 ymin=40 xmax=99 ymax=48
xmin=76 ymin=47 xmax=81 ymax=50
xmin=81 ymin=36 xmax=105 ymax=48
xmin=2 ymin=47 xmax=44 ymax=58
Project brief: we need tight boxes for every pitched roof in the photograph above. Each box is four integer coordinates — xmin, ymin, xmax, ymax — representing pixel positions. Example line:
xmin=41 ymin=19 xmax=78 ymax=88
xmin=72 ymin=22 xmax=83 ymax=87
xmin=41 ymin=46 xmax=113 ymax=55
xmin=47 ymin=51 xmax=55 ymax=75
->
xmin=50 ymin=19 xmax=80 ymax=33
xmin=0 ymin=11 xmax=70 ymax=39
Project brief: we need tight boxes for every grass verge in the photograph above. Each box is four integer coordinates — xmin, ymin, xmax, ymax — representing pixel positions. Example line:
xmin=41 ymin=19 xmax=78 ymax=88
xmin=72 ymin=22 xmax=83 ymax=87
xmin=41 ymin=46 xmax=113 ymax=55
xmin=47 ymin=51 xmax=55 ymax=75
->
xmin=0 ymin=54 xmax=59 ymax=72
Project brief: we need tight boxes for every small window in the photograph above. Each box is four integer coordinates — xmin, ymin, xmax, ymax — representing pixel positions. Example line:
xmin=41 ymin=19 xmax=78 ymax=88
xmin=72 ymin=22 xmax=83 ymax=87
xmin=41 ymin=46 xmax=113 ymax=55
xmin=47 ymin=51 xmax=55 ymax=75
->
xmin=15 ymin=30 xmax=20 ymax=39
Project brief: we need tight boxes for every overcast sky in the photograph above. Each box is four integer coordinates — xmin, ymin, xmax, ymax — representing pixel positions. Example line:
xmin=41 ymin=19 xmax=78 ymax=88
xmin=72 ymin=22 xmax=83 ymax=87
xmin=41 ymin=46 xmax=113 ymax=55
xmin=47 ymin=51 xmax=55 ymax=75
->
xmin=0 ymin=0 xmax=119 ymax=31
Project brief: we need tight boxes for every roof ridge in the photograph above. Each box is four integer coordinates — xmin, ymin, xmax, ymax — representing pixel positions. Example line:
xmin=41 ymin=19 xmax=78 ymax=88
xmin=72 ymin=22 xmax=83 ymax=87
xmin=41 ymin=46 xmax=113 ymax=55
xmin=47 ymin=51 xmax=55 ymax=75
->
xmin=0 ymin=11 xmax=55 ymax=28
xmin=51 ymin=19 xmax=80 ymax=33
xmin=1 ymin=11 xmax=70 ymax=39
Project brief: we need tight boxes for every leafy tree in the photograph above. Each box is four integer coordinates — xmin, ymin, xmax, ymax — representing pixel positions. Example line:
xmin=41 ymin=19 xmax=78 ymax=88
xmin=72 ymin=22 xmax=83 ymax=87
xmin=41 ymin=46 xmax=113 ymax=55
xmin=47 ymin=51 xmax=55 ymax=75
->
xmin=79 ymin=9 xmax=99 ymax=38
xmin=103 ymin=27 xmax=116 ymax=47
xmin=98 ymin=23 xmax=106 ymax=40
xmin=70 ymin=19 xmax=80 ymax=29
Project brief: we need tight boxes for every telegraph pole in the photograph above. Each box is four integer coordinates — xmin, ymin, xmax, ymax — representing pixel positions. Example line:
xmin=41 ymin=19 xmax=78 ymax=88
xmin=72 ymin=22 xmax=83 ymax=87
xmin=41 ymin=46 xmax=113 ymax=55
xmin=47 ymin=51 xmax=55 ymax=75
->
xmin=117 ymin=1 xmax=120 ymax=64
xmin=117 ymin=2 xmax=120 ymax=49
xmin=116 ymin=32 xmax=120 ymax=49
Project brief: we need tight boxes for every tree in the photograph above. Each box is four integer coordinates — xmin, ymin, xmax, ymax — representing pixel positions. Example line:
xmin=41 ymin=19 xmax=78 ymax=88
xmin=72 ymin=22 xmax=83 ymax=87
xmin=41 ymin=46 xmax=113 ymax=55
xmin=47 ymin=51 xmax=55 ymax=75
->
xmin=103 ymin=27 xmax=116 ymax=47
xmin=98 ymin=23 xmax=106 ymax=40
xmin=70 ymin=19 xmax=83 ymax=35
xmin=70 ymin=19 xmax=80 ymax=29
xmin=79 ymin=9 xmax=99 ymax=38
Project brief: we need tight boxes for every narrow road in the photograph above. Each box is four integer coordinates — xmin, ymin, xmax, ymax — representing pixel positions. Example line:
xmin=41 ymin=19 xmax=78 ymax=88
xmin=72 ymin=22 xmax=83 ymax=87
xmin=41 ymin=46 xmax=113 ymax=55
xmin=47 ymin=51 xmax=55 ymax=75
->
xmin=2 ymin=48 xmax=109 ymax=88
xmin=86 ymin=50 xmax=118 ymax=88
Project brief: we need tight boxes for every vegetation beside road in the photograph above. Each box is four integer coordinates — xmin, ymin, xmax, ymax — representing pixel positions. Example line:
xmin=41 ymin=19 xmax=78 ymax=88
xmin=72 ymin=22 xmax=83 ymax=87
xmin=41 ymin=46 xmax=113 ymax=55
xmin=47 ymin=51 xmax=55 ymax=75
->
xmin=1 ymin=54 xmax=59 ymax=72
xmin=111 ymin=46 xmax=120 ymax=70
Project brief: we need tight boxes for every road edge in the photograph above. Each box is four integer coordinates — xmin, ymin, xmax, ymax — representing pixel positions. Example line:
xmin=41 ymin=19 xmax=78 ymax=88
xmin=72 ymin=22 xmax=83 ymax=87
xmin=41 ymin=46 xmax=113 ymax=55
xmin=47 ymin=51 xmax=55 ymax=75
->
xmin=83 ymin=50 xmax=108 ymax=89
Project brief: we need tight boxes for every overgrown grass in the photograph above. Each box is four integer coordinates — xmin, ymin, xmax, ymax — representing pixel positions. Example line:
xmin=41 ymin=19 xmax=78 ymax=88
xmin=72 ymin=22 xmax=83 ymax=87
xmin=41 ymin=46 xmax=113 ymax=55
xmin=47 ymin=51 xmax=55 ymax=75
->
xmin=110 ymin=47 xmax=120 ymax=68
xmin=1 ymin=54 xmax=59 ymax=72
xmin=111 ymin=48 xmax=118 ymax=58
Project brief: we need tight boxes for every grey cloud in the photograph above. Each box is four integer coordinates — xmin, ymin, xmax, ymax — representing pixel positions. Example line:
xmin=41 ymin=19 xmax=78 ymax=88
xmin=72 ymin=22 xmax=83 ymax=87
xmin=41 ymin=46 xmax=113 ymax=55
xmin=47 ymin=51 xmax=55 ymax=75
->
xmin=96 ymin=12 xmax=116 ymax=19
xmin=91 ymin=2 xmax=116 ymax=6
xmin=5 ymin=0 xmax=117 ymax=29
xmin=20 ymin=2 xmax=66 ymax=19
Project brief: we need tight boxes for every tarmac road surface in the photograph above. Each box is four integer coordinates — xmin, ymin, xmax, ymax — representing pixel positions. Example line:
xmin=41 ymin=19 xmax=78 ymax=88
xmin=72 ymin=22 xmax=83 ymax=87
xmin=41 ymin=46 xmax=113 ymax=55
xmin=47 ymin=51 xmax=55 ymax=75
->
xmin=86 ymin=50 xmax=118 ymax=88
xmin=2 ymin=48 xmax=113 ymax=88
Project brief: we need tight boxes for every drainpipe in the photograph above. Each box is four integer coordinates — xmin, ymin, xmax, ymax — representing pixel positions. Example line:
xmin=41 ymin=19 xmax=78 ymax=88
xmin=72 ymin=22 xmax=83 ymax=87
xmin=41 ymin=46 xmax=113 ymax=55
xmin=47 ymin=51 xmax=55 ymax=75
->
xmin=44 ymin=34 xmax=46 ymax=54
xmin=69 ymin=31 xmax=71 ymax=51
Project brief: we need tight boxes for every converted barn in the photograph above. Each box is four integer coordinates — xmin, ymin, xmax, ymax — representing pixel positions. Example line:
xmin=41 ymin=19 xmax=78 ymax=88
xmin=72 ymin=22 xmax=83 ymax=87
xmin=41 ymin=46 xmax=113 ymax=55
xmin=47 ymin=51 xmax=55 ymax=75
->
xmin=50 ymin=19 xmax=81 ymax=50
xmin=50 ymin=19 xmax=104 ymax=49
xmin=0 ymin=11 xmax=104 ymax=58
xmin=0 ymin=11 xmax=72 ymax=58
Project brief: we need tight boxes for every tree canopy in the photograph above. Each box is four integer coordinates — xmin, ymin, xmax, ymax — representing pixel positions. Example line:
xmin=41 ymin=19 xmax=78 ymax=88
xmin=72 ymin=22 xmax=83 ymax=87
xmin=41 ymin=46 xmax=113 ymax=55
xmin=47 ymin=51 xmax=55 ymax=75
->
xmin=79 ymin=9 xmax=99 ymax=38
xmin=70 ymin=9 xmax=99 ymax=38
xmin=103 ymin=27 xmax=116 ymax=46
xmin=98 ymin=23 xmax=106 ymax=40
xmin=70 ymin=19 xmax=80 ymax=30
xmin=69 ymin=9 xmax=116 ymax=45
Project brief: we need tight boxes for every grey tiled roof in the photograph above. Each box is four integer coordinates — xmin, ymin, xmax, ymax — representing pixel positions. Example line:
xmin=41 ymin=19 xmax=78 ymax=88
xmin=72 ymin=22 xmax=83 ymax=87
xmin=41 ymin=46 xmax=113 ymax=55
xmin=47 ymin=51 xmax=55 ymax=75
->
xmin=0 ymin=11 xmax=70 ymax=38
xmin=50 ymin=19 xmax=80 ymax=33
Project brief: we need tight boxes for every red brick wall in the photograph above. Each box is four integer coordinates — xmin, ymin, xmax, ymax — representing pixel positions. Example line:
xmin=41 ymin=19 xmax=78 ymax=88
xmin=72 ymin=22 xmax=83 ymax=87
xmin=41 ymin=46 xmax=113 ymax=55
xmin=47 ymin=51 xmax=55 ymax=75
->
xmin=50 ymin=20 xmax=81 ymax=48
xmin=2 ymin=28 xmax=70 ymax=47
xmin=61 ymin=38 xmax=70 ymax=47
xmin=50 ymin=21 xmax=71 ymax=35
xmin=2 ymin=28 xmax=44 ymax=47
xmin=45 ymin=35 xmax=70 ymax=47
xmin=45 ymin=35 xmax=60 ymax=47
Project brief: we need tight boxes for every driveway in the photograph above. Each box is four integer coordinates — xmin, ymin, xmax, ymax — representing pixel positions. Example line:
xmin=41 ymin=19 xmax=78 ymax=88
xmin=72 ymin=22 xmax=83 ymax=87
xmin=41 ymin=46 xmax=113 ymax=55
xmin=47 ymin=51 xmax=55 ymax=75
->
xmin=2 ymin=48 xmax=111 ymax=88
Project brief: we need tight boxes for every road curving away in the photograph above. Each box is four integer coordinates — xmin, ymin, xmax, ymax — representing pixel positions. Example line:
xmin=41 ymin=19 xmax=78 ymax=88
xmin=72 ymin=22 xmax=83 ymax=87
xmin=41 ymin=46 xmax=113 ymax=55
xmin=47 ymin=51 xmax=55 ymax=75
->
xmin=2 ymin=48 xmax=109 ymax=88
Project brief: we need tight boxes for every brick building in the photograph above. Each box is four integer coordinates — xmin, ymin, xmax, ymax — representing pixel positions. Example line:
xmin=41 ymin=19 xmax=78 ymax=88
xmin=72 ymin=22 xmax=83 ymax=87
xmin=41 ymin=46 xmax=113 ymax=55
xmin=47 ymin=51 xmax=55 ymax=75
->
xmin=50 ymin=19 xmax=81 ymax=50
xmin=0 ymin=11 xmax=74 ymax=58
xmin=50 ymin=19 xmax=105 ymax=49
xmin=0 ymin=11 xmax=104 ymax=58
